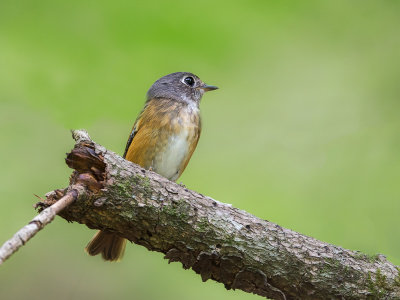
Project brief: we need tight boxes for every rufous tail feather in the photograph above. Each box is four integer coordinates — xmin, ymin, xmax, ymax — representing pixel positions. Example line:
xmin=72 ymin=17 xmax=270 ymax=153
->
xmin=85 ymin=230 xmax=127 ymax=262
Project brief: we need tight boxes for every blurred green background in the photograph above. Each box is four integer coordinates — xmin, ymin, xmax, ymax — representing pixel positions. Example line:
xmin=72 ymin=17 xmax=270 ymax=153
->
xmin=1 ymin=1 xmax=400 ymax=299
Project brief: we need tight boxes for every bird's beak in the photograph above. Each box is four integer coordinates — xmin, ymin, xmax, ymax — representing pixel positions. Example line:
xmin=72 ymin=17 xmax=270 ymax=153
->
xmin=200 ymin=84 xmax=219 ymax=92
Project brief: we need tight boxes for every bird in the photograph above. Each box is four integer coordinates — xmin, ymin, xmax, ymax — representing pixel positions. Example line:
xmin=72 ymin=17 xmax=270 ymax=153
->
xmin=85 ymin=72 xmax=218 ymax=261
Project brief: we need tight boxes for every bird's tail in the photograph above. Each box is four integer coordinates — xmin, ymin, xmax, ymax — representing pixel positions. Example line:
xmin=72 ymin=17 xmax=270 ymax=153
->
xmin=85 ymin=230 xmax=127 ymax=262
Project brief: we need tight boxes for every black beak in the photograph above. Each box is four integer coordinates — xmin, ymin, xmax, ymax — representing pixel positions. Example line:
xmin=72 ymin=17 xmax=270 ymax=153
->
xmin=201 ymin=84 xmax=218 ymax=92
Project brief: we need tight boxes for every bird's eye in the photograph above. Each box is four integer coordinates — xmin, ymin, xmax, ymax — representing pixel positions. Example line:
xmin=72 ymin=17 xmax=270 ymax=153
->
xmin=184 ymin=76 xmax=195 ymax=87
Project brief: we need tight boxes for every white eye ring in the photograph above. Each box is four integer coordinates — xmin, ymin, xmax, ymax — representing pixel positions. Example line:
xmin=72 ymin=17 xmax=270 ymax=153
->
xmin=183 ymin=76 xmax=195 ymax=87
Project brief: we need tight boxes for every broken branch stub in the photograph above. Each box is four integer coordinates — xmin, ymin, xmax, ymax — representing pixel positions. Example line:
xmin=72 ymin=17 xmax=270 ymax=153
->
xmin=40 ymin=129 xmax=400 ymax=299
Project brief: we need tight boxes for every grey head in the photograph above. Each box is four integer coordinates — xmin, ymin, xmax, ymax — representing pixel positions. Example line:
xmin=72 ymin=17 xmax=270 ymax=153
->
xmin=146 ymin=72 xmax=218 ymax=105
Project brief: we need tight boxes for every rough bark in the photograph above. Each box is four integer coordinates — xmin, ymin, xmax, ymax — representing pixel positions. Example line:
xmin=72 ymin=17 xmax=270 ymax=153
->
xmin=39 ymin=130 xmax=400 ymax=299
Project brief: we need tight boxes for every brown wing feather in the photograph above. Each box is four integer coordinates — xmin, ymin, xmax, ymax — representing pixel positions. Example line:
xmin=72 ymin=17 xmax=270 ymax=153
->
xmin=122 ymin=106 xmax=146 ymax=159
xmin=124 ymin=101 xmax=159 ymax=168
xmin=124 ymin=99 xmax=180 ymax=168
xmin=123 ymin=98 xmax=201 ymax=180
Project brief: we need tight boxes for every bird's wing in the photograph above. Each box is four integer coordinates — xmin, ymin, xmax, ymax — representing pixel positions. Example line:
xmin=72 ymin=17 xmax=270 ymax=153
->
xmin=122 ymin=107 xmax=146 ymax=159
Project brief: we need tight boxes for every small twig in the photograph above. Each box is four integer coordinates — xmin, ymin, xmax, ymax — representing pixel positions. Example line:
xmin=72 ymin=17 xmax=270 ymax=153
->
xmin=0 ymin=129 xmax=91 ymax=266
xmin=1 ymin=129 xmax=400 ymax=299
xmin=0 ymin=190 xmax=79 ymax=265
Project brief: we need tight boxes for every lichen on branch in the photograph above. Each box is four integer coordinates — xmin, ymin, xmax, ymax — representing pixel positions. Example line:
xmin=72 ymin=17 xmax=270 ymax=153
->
xmin=39 ymin=130 xmax=400 ymax=299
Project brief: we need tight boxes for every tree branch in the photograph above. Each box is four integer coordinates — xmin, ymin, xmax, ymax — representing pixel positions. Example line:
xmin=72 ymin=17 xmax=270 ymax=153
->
xmin=0 ymin=189 xmax=80 ymax=265
xmin=2 ymin=129 xmax=400 ymax=299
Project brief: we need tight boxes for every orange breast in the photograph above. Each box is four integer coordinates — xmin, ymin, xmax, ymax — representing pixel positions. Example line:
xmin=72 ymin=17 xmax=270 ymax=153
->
xmin=124 ymin=98 xmax=201 ymax=181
